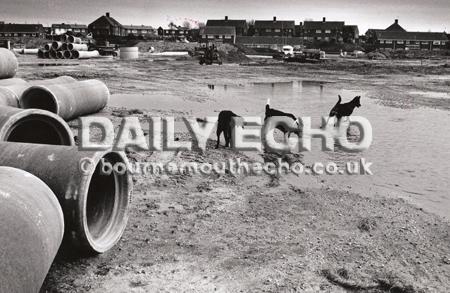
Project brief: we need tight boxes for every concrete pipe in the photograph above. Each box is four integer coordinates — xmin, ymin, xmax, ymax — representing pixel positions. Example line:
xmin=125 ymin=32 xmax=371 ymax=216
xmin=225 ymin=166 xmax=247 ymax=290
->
xmin=0 ymin=84 xmax=29 ymax=107
xmin=61 ymin=43 xmax=68 ymax=51
xmin=49 ymin=50 xmax=58 ymax=59
xmin=61 ymin=34 xmax=69 ymax=42
xmin=0 ymin=48 xmax=18 ymax=79
xmin=72 ymin=50 xmax=100 ymax=59
xmin=0 ymin=143 xmax=132 ymax=254
xmin=120 ymin=47 xmax=139 ymax=60
xmin=0 ymin=106 xmax=74 ymax=145
xmin=0 ymin=167 xmax=64 ymax=293
xmin=21 ymin=79 xmax=109 ymax=121
xmin=63 ymin=50 xmax=73 ymax=59
xmin=56 ymin=51 xmax=64 ymax=59
xmin=67 ymin=35 xmax=82 ymax=44
xmin=12 ymin=48 xmax=23 ymax=54
xmin=0 ymin=78 xmax=27 ymax=86
xmin=23 ymin=48 xmax=39 ymax=55
xmin=51 ymin=41 xmax=63 ymax=51
xmin=68 ymin=43 xmax=88 ymax=51
xmin=44 ymin=43 xmax=52 ymax=51
xmin=0 ymin=77 xmax=76 ymax=107
xmin=44 ymin=51 xmax=50 ymax=58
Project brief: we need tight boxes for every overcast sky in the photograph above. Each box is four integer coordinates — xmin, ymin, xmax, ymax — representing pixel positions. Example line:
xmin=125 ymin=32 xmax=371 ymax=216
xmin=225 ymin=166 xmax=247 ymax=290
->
xmin=0 ymin=0 xmax=449 ymax=33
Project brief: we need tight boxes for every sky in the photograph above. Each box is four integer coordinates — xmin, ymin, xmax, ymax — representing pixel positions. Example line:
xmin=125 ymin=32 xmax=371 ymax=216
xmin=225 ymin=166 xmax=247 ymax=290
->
xmin=0 ymin=0 xmax=449 ymax=33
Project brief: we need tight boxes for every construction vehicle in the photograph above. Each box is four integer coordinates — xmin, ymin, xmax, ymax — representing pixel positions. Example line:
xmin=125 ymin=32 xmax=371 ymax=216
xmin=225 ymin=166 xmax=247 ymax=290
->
xmin=198 ymin=43 xmax=222 ymax=65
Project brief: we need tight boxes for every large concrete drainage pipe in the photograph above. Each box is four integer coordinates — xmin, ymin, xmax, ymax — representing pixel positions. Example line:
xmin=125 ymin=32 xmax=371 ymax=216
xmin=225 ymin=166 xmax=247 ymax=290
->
xmin=20 ymin=79 xmax=110 ymax=121
xmin=0 ymin=166 xmax=64 ymax=293
xmin=0 ymin=143 xmax=132 ymax=254
xmin=0 ymin=48 xmax=18 ymax=79
xmin=68 ymin=43 xmax=88 ymax=51
xmin=0 ymin=106 xmax=74 ymax=145
xmin=68 ymin=35 xmax=82 ymax=44
xmin=0 ymin=76 xmax=77 ymax=107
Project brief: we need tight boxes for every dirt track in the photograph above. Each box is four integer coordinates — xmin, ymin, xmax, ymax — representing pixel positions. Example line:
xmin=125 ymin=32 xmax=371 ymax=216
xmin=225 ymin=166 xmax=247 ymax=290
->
xmin=13 ymin=55 xmax=450 ymax=292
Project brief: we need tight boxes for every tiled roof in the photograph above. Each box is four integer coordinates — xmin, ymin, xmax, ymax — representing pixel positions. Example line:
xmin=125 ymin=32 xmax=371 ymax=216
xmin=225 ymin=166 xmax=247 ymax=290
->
xmin=206 ymin=19 xmax=247 ymax=29
xmin=385 ymin=22 xmax=406 ymax=32
xmin=52 ymin=23 xmax=87 ymax=29
xmin=376 ymin=31 xmax=448 ymax=41
xmin=303 ymin=21 xmax=345 ymax=30
xmin=254 ymin=20 xmax=295 ymax=30
xmin=200 ymin=26 xmax=236 ymax=35
xmin=0 ymin=23 xmax=44 ymax=33
xmin=123 ymin=25 xmax=154 ymax=30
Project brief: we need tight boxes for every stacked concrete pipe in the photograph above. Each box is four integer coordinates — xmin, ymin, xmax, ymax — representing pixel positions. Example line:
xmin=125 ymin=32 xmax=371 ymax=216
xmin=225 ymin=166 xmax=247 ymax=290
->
xmin=0 ymin=106 xmax=74 ymax=145
xmin=0 ymin=166 xmax=64 ymax=293
xmin=20 ymin=79 xmax=110 ymax=120
xmin=68 ymin=35 xmax=82 ymax=44
xmin=72 ymin=50 xmax=100 ymax=59
xmin=0 ymin=48 xmax=18 ymax=79
xmin=0 ymin=142 xmax=132 ymax=254
xmin=0 ymin=76 xmax=76 ymax=108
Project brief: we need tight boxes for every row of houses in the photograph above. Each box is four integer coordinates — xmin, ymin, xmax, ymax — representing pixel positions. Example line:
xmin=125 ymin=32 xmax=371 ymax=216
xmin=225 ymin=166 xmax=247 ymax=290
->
xmin=199 ymin=16 xmax=359 ymax=44
xmin=366 ymin=19 xmax=447 ymax=50
xmin=0 ymin=15 xmax=448 ymax=50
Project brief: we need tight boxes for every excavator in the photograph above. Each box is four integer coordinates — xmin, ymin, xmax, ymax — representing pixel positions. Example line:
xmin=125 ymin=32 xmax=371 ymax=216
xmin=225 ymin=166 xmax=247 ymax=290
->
xmin=198 ymin=43 xmax=222 ymax=65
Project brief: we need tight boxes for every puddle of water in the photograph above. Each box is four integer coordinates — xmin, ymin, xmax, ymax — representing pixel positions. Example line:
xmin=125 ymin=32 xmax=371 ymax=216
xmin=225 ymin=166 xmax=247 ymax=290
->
xmin=110 ymin=80 xmax=450 ymax=218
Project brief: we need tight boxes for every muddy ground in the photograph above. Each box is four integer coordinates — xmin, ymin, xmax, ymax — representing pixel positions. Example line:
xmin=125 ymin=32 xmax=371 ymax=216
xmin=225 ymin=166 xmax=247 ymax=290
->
xmin=13 ymin=55 xmax=450 ymax=292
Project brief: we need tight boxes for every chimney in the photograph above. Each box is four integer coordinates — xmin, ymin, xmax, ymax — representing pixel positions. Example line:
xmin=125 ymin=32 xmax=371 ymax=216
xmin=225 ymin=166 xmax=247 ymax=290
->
xmin=395 ymin=19 xmax=398 ymax=24
xmin=106 ymin=12 xmax=110 ymax=17
xmin=323 ymin=17 xmax=326 ymax=22
xmin=225 ymin=16 xmax=228 ymax=21
xmin=273 ymin=16 xmax=277 ymax=22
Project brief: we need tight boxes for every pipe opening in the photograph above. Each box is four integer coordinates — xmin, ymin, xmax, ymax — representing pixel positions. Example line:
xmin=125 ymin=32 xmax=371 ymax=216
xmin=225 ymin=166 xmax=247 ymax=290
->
xmin=85 ymin=152 xmax=129 ymax=252
xmin=21 ymin=87 xmax=58 ymax=114
xmin=6 ymin=114 xmax=72 ymax=145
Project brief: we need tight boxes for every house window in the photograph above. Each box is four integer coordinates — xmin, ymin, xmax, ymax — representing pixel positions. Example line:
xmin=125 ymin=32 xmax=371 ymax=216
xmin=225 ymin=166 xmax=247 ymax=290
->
xmin=397 ymin=41 xmax=404 ymax=44
xmin=324 ymin=37 xmax=329 ymax=41
xmin=385 ymin=40 xmax=393 ymax=44
xmin=225 ymin=35 xmax=232 ymax=39
xmin=433 ymin=41 xmax=441 ymax=45
xmin=316 ymin=30 xmax=322 ymax=33
xmin=325 ymin=30 xmax=331 ymax=34
xmin=266 ymin=29 xmax=271 ymax=32
xmin=274 ymin=29 xmax=281 ymax=32
xmin=180 ymin=31 xmax=184 ymax=34
xmin=208 ymin=35 xmax=214 ymax=39
xmin=317 ymin=37 xmax=322 ymax=40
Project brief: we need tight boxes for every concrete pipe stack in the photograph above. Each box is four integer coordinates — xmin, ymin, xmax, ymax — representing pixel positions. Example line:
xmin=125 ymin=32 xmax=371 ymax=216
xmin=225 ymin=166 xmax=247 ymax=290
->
xmin=38 ymin=34 xmax=99 ymax=60
xmin=0 ymin=75 xmax=132 ymax=292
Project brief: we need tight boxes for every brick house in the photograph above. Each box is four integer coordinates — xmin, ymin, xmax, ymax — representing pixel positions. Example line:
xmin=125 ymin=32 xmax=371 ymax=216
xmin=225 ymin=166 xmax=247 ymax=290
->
xmin=51 ymin=23 xmax=88 ymax=35
xmin=199 ymin=26 xmax=236 ymax=43
xmin=254 ymin=17 xmax=295 ymax=37
xmin=123 ymin=25 xmax=155 ymax=37
xmin=302 ymin=18 xmax=345 ymax=42
xmin=366 ymin=19 xmax=448 ymax=50
xmin=88 ymin=12 xmax=125 ymax=39
xmin=157 ymin=25 xmax=191 ymax=38
xmin=0 ymin=23 xmax=46 ymax=38
xmin=206 ymin=16 xmax=248 ymax=36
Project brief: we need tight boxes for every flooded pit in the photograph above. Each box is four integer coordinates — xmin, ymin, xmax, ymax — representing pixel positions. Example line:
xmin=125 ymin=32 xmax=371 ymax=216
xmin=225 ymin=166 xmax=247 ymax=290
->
xmin=110 ymin=80 xmax=450 ymax=218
